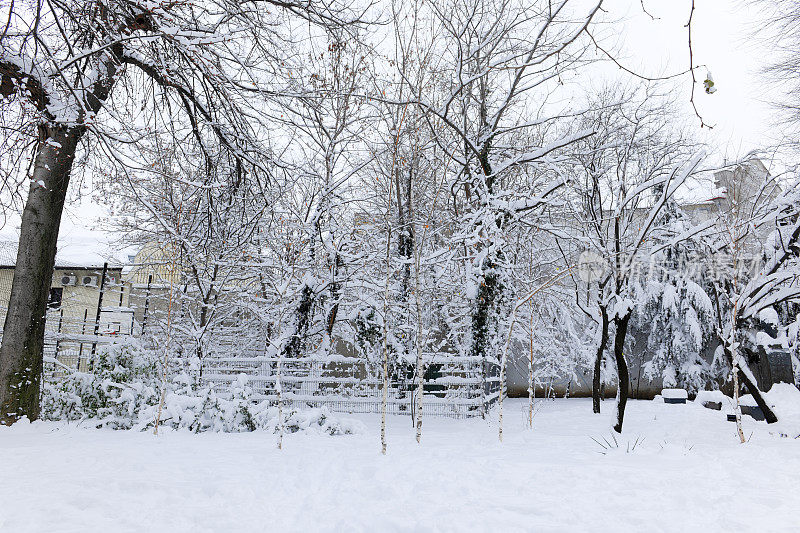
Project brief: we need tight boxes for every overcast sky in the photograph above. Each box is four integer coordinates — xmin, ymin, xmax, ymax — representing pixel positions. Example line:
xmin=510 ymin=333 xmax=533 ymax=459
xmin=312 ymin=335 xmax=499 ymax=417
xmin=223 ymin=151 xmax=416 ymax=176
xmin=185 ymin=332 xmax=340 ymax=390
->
xmin=0 ymin=0 xmax=786 ymax=264
xmin=604 ymin=0 xmax=781 ymax=156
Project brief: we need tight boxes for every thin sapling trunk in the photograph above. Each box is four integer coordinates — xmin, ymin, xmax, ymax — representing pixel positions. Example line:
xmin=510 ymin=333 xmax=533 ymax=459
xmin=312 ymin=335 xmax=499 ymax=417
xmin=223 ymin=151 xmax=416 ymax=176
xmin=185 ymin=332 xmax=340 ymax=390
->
xmin=612 ymin=312 xmax=631 ymax=433
xmin=593 ymin=305 xmax=609 ymax=414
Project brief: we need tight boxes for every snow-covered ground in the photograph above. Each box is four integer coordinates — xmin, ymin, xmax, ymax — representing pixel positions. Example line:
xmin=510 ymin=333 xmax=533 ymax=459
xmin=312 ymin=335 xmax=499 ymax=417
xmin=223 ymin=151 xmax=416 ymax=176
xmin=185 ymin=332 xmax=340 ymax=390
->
xmin=1 ymin=397 xmax=799 ymax=532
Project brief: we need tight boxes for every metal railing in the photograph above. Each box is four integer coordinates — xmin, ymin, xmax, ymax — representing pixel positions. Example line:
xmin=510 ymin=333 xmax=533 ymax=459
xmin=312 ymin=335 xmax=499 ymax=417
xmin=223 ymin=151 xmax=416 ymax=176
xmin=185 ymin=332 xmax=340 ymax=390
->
xmin=0 ymin=287 xmax=504 ymax=419
xmin=200 ymin=353 xmax=502 ymax=419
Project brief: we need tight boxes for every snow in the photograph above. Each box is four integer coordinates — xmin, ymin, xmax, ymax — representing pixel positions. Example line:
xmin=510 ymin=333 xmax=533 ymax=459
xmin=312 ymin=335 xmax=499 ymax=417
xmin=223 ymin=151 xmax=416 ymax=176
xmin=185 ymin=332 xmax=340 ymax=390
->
xmin=2 ymin=398 xmax=799 ymax=532
xmin=759 ymin=307 xmax=780 ymax=326
xmin=695 ymin=390 xmax=728 ymax=405
xmin=766 ymin=383 xmax=800 ymax=424
xmin=661 ymin=388 xmax=688 ymax=399
xmin=0 ymin=238 xmax=126 ymax=269
xmin=756 ymin=331 xmax=778 ymax=349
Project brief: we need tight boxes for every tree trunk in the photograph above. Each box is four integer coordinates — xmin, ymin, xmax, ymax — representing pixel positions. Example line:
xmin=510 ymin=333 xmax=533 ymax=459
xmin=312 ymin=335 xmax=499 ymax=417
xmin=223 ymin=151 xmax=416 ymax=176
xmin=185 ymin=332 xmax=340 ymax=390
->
xmin=738 ymin=365 xmax=778 ymax=424
xmin=0 ymin=124 xmax=83 ymax=424
xmin=612 ymin=312 xmax=631 ymax=433
xmin=726 ymin=344 xmax=778 ymax=424
xmin=592 ymin=305 xmax=609 ymax=414
xmin=471 ymin=264 xmax=501 ymax=361
xmin=284 ymin=283 xmax=314 ymax=359
xmin=326 ymin=251 xmax=342 ymax=337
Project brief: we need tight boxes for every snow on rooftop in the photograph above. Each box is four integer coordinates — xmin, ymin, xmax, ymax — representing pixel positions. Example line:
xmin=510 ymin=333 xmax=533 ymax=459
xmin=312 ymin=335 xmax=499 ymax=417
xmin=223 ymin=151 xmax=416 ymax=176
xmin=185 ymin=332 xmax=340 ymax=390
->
xmin=0 ymin=190 xmax=135 ymax=269
xmin=673 ymin=171 xmax=725 ymax=206
xmin=0 ymin=240 xmax=124 ymax=269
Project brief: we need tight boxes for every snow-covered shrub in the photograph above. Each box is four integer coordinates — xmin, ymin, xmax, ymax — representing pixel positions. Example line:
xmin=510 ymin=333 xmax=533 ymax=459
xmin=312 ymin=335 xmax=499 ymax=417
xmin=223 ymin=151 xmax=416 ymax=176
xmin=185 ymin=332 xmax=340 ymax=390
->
xmin=138 ymin=376 xmax=362 ymax=435
xmin=137 ymin=374 xmax=258 ymax=433
xmin=43 ymin=351 xmax=363 ymax=435
xmin=631 ymin=277 xmax=718 ymax=393
xmin=42 ymin=339 xmax=160 ymax=428
xmin=282 ymin=407 xmax=365 ymax=435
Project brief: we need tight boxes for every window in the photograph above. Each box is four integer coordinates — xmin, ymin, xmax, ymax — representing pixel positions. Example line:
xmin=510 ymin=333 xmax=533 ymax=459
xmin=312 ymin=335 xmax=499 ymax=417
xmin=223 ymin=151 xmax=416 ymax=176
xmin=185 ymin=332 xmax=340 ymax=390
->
xmin=47 ymin=287 xmax=63 ymax=309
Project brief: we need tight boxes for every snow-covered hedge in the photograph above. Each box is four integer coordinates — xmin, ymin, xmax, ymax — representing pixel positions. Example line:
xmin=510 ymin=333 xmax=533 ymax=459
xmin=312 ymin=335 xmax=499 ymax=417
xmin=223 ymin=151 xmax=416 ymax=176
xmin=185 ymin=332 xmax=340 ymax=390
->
xmin=137 ymin=375 xmax=363 ymax=435
xmin=42 ymin=340 xmax=362 ymax=435
xmin=42 ymin=339 xmax=160 ymax=429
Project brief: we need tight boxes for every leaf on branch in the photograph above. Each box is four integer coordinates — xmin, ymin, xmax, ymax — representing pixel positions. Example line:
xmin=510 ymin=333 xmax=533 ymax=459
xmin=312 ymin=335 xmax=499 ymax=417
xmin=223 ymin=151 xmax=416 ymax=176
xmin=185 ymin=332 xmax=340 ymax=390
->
xmin=704 ymin=72 xmax=716 ymax=94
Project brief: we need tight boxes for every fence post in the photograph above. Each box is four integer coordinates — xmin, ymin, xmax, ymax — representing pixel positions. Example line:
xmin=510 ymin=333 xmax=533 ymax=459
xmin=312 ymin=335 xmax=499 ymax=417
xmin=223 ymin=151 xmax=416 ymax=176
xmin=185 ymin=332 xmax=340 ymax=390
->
xmin=480 ymin=357 xmax=487 ymax=419
xmin=141 ymin=274 xmax=152 ymax=334
xmin=89 ymin=262 xmax=108 ymax=370
xmin=54 ymin=307 xmax=63 ymax=367
xmin=77 ymin=308 xmax=88 ymax=370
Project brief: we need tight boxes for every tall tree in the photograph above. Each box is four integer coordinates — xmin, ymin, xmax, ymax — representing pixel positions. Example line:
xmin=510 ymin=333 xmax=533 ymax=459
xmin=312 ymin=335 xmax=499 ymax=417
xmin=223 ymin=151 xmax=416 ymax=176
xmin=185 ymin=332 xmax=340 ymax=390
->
xmin=395 ymin=0 xmax=603 ymax=389
xmin=0 ymin=0 xmax=362 ymax=423
xmin=561 ymin=88 xmax=702 ymax=432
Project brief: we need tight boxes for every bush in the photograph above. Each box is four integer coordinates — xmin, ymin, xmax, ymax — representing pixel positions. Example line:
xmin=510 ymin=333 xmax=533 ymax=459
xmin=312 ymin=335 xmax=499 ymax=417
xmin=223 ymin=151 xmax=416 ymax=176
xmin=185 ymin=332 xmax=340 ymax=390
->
xmin=42 ymin=339 xmax=160 ymax=429
xmin=42 ymin=343 xmax=363 ymax=435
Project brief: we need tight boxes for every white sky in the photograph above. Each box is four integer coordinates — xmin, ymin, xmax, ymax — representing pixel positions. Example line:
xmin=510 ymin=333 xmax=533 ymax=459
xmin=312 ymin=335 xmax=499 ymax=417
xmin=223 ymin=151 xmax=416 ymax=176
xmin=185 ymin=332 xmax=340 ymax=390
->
xmin=600 ymin=0 xmax=781 ymax=157
xmin=0 ymin=0 xmax=786 ymax=263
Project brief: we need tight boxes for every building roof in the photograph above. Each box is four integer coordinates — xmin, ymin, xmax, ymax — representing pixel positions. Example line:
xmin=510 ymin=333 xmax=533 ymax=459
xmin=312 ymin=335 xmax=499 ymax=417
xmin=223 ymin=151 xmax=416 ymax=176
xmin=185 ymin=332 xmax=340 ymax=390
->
xmin=0 ymin=241 xmax=123 ymax=270
xmin=674 ymin=158 xmax=771 ymax=207
xmin=674 ymin=174 xmax=725 ymax=207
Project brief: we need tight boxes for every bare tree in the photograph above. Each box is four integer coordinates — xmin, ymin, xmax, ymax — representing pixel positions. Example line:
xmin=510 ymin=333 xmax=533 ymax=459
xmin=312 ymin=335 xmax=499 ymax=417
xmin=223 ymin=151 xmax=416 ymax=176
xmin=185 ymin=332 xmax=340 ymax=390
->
xmin=756 ymin=0 xmax=800 ymax=133
xmin=382 ymin=0 xmax=604 ymax=413
xmin=560 ymin=87 xmax=702 ymax=432
xmin=110 ymin=141 xmax=267 ymax=380
xmin=0 ymin=0 xmax=364 ymax=423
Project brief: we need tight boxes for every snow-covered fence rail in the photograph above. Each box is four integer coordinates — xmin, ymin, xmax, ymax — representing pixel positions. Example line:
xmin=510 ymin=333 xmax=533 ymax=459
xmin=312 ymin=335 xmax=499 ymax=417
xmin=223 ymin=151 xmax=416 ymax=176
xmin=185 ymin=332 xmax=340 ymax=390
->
xmin=0 ymin=331 xmax=125 ymax=378
xmin=200 ymin=355 xmax=502 ymax=419
xmin=41 ymin=330 xmax=126 ymax=376
xmin=0 ymin=288 xmax=134 ymax=377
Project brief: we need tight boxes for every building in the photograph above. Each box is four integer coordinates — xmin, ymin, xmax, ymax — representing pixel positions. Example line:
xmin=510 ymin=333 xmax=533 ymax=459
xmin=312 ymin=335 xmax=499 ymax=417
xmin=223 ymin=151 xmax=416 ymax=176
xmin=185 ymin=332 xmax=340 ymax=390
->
xmin=0 ymin=242 xmax=133 ymax=370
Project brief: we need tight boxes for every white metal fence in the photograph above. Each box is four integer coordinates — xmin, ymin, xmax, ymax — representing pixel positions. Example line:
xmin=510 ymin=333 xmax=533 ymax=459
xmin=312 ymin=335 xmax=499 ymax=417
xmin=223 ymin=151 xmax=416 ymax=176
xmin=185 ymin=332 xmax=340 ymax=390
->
xmin=200 ymin=353 xmax=502 ymax=419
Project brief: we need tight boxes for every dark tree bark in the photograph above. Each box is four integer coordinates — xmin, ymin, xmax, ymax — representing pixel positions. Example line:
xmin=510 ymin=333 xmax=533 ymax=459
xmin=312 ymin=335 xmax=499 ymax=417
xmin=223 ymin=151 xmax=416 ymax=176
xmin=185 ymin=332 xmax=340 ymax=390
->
xmin=592 ymin=305 xmax=609 ymax=414
xmin=0 ymin=38 xmax=120 ymax=424
xmin=284 ymin=283 xmax=314 ymax=359
xmin=394 ymin=165 xmax=414 ymax=381
xmin=612 ymin=311 xmax=631 ymax=433
xmin=738 ymin=364 xmax=778 ymax=424
xmin=326 ymin=251 xmax=342 ymax=337
xmin=396 ymin=166 xmax=414 ymax=300
xmin=725 ymin=344 xmax=778 ymax=424
xmin=195 ymin=263 xmax=220 ymax=379
xmin=471 ymin=263 xmax=502 ymax=361
xmin=0 ymin=124 xmax=84 ymax=424
xmin=470 ymin=137 xmax=505 ymax=365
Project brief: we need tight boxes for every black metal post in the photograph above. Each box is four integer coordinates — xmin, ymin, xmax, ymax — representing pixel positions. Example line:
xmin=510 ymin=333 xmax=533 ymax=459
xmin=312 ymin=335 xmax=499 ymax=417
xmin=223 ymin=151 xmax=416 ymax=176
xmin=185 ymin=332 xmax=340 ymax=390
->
xmin=54 ymin=307 xmax=63 ymax=365
xmin=77 ymin=308 xmax=88 ymax=371
xmin=141 ymin=274 xmax=152 ymax=334
xmin=89 ymin=262 xmax=108 ymax=368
